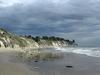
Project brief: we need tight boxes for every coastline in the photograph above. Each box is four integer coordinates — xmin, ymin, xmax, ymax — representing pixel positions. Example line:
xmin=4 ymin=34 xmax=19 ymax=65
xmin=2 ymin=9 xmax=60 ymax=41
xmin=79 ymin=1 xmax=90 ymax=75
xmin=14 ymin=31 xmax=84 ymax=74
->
xmin=27 ymin=52 xmax=100 ymax=75
xmin=1 ymin=48 xmax=100 ymax=75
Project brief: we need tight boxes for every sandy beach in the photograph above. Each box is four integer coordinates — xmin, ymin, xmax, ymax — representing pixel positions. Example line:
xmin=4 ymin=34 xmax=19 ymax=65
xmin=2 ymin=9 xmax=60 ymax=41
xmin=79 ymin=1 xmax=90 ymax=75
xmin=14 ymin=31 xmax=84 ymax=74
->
xmin=0 ymin=48 xmax=40 ymax=75
xmin=1 ymin=48 xmax=100 ymax=75
xmin=27 ymin=52 xmax=100 ymax=75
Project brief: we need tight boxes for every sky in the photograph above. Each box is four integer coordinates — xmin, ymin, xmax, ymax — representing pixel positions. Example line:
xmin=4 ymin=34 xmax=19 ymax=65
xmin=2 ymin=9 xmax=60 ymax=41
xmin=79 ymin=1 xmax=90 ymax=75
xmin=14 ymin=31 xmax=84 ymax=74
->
xmin=0 ymin=0 xmax=100 ymax=47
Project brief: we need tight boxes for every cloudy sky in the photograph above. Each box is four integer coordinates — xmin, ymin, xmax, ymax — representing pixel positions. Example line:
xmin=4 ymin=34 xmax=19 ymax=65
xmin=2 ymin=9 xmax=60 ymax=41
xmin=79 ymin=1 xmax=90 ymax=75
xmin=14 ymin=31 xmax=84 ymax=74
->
xmin=0 ymin=0 xmax=100 ymax=47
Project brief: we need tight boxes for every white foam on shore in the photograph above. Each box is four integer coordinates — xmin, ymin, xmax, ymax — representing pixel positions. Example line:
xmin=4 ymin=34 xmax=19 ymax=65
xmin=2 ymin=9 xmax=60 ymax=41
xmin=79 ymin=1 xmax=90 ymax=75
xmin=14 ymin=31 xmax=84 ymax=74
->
xmin=55 ymin=47 xmax=100 ymax=57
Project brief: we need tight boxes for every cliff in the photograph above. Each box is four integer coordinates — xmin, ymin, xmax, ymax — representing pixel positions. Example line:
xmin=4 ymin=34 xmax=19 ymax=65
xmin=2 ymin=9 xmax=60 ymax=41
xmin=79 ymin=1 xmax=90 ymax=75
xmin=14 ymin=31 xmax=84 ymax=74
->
xmin=0 ymin=28 xmax=77 ymax=49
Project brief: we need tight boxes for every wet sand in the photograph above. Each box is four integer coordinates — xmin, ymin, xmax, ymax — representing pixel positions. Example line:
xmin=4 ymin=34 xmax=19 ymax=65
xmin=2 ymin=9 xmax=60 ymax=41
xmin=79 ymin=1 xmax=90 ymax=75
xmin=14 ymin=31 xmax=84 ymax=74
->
xmin=28 ymin=52 xmax=100 ymax=75
xmin=0 ymin=48 xmax=40 ymax=75
xmin=1 ymin=48 xmax=100 ymax=75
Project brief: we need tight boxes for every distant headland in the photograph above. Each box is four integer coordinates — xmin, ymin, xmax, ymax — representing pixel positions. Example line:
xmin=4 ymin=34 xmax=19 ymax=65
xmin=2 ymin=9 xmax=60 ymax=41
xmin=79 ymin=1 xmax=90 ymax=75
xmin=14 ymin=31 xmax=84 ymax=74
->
xmin=0 ymin=28 xmax=78 ymax=49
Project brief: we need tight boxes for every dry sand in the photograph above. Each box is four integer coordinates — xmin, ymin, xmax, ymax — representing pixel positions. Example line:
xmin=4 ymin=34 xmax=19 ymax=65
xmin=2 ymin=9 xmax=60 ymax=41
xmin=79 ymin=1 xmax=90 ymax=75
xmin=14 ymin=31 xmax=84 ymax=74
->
xmin=0 ymin=48 xmax=40 ymax=75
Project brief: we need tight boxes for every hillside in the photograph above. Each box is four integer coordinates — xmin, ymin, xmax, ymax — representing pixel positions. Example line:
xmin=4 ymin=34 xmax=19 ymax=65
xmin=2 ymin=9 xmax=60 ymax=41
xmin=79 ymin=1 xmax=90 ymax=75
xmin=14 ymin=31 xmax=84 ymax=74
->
xmin=0 ymin=28 xmax=77 ymax=49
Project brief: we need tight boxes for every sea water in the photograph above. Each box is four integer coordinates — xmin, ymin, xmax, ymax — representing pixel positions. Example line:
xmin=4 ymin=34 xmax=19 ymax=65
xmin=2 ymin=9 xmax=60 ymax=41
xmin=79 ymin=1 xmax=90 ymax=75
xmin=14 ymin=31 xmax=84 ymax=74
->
xmin=55 ymin=47 xmax=100 ymax=57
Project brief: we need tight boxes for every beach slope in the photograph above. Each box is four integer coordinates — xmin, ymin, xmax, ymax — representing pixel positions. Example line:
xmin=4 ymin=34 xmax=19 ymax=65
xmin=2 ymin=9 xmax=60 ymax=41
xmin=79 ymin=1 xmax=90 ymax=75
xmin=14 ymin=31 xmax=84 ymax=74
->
xmin=0 ymin=48 xmax=39 ymax=75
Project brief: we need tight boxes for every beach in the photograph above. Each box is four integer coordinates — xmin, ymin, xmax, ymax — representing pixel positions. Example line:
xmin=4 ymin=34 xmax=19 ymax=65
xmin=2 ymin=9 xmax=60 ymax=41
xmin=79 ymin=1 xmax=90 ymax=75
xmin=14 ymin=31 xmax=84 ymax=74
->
xmin=27 ymin=52 xmax=100 ymax=75
xmin=0 ymin=48 xmax=40 ymax=75
xmin=1 ymin=48 xmax=100 ymax=75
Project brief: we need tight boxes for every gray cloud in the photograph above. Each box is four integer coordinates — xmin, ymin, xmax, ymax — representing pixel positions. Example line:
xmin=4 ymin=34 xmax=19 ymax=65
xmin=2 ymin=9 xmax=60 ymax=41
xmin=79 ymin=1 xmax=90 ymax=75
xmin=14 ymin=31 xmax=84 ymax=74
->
xmin=0 ymin=0 xmax=100 ymax=47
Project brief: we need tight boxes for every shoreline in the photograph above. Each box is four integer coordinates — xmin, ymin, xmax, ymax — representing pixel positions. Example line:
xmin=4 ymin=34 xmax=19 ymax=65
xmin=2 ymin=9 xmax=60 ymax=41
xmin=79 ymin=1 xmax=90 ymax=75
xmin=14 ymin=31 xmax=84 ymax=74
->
xmin=27 ymin=52 xmax=100 ymax=75
xmin=1 ymin=48 xmax=100 ymax=75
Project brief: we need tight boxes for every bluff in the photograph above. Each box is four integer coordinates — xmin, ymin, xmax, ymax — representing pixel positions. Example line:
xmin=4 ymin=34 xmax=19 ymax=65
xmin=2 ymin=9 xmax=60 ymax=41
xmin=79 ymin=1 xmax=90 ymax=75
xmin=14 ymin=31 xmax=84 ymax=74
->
xmin=0 ymin=28 xmax=77 ymax=49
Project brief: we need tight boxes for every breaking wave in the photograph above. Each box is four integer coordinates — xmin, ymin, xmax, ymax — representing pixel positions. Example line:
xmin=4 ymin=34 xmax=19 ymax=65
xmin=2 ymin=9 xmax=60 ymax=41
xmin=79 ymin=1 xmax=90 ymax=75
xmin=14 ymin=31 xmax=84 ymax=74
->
xmin=55 ymin=47 xmax=100 ymax=57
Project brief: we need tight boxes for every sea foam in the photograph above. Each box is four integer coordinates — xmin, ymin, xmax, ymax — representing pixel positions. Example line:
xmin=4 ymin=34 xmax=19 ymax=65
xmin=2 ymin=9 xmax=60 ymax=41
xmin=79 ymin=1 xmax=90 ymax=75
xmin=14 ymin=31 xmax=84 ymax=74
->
xmin=55 ymin=47 xmax=100 ymax=57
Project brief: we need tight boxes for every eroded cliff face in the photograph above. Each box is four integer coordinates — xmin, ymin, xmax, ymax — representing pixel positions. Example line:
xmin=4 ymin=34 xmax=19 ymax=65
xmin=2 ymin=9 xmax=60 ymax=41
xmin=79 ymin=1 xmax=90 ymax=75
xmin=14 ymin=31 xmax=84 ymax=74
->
xmin=37 ymin=39 xmax=71 ymax=48
xmin=0 ymin=28 xmax=77 ymax=49
xmin=0 ymin=28 xmax=37 ymax=49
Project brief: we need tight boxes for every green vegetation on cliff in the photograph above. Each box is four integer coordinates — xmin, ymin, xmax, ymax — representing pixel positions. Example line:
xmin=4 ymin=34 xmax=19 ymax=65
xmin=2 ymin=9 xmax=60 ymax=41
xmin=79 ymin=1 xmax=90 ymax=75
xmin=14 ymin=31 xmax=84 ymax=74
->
xmin=0 ymin=28 xmax=78 ymax=48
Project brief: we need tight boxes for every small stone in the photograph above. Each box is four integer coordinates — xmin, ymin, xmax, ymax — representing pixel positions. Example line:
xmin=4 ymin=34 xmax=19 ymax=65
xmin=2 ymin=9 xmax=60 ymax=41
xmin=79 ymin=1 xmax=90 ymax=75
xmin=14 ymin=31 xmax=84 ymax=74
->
xmin=34 ymin=60 xmax=38 ymax=62
xmin=65 ymin=66 xmax=73 ymax=68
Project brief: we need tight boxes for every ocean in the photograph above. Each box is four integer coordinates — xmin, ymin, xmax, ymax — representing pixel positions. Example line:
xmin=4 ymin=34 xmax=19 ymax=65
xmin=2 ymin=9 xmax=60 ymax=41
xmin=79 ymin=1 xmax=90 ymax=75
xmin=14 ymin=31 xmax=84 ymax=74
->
xmin=55 ymin=47 xmax=100 ymax=58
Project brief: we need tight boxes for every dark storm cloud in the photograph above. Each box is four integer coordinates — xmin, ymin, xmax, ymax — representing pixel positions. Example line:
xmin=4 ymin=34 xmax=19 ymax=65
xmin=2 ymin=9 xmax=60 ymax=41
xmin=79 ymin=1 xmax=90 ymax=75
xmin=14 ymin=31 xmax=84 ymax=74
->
xmin=0 ymin=0 xmax=100 ymax=47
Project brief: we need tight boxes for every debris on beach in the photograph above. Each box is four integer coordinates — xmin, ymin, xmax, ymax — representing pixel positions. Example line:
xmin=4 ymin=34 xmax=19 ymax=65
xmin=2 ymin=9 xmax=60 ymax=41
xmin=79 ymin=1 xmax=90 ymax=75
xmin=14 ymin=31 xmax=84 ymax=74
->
xmin=65 ymin=65 xmax=73 ymax=68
